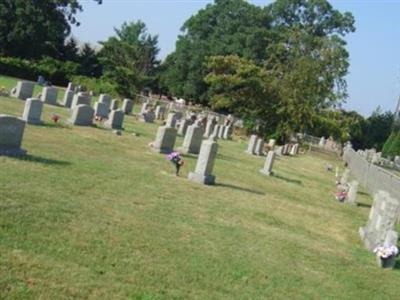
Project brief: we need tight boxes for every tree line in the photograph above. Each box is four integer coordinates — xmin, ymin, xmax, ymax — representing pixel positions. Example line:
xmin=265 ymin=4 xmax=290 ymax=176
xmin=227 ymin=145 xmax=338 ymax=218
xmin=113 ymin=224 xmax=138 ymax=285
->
xmin=0 ymin=0 xmax=396 ymax=153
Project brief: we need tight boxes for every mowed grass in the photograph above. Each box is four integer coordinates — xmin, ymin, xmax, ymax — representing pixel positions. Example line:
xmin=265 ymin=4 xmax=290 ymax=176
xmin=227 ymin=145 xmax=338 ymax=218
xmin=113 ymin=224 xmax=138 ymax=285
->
xmin=1 ymin=80 xmax=400 ymax=299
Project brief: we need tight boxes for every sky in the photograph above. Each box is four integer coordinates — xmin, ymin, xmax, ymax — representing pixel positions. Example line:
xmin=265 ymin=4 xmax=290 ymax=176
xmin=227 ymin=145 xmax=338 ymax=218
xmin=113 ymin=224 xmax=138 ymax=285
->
xmin=73 ymin=0 xmax=400 ymax=116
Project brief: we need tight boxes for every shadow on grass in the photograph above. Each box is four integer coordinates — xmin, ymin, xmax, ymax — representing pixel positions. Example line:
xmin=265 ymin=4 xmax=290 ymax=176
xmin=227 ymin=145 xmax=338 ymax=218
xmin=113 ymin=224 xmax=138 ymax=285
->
xmin=11 ymin=154 xmax=71 ymax=166
xmin=358 ymin=191 xmax=370 ymax=197
xmin=273 ymin=174 xmax=302 ymax=185
xmin=38 ymin=122 xmax=71 ymax=129
xmin=215 ymin=182 xmax=265 ymax=196
xmin=357 ymin=202 xmax=372 ymax=209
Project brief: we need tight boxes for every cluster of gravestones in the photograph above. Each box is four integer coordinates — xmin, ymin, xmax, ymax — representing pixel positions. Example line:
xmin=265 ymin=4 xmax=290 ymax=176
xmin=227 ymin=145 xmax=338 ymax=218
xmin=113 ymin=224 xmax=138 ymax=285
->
xmin=0 ymin=81 xmax=139 ymax=156
xmin=245 ymin=134 xmax=300 ymax=176
xmin=150 ymin=112 xmax=235 ymax=185
xmin=334 ymin=168 xmax=359 ymax=205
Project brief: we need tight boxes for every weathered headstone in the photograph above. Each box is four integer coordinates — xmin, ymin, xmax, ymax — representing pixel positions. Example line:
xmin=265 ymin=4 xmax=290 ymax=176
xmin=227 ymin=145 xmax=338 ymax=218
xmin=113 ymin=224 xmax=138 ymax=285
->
xmin=178 ymin=119 xmax=191 ymax=136
xmin=152 ymin=124 xmax=177 ymax=153
xmin=254 ymin=138 xmax=265 ymax=156
xmin=71 ymin=93 xmax=91 ymax=110
xmin=122 ymin=98 xmax=133 ymax=114
xmin=68 ymin=105 xmax=94 ymax=126
xmin=340 ymin=168 xmax=351 ymax=185
xmin=211 ymin=124 xmax=222 ymax=140
xmin=359 ymin=191 xmax=400 ymax=251
xmin=275 ymin=146 xmax=284 ymax=156
xmin=260 ymin=151 xmax=275 ymax=176
xmin=188 ymin=137 xmax=218 ymax=185
xmin=319 ymin=137 xmax=326 ymax=147
xmin=218 ymin=125 xmax=225 ymax=139
xmin=41 ymin=87 xmax=58 ymax=105
xmin=180 ymin=123 xmax=204 ymax=154
xmin=11 ymin=81 xmax=34 ymax=100
xmin=110 ymin=99 xmax=119 ymax=110
xmin=22 ymin=98 xmax=43 ymax=125
xmin=99 ymin=94 xmax=112 ymax=109
xmin=104 ymin=109 xmax=124 ymax=129
xmin=165 ymin=113 xmax=179 ymax=128
xmin=223 ymin=125 xmax=233 ymax=140
xmin=347 ymin=180 xmax=359 ymax=205
xmin=289 ymin=143 xmax=299 ymax=156
xmin=204 ymin=117 xmax=217 ymax=138
xmin=246 ymin=135 xmax=258 ymax=154
xmin=155 ymin=105 xmax=166 ymax=120
xmin=142 ymin=111 xmax=155 ymax=123
xmin=0 ymin=115 xmax=27 ymax=156
xmin=282 ymin=144 xmax=290 ymax=155
xmin=268 ymin=139 xmax=276 ymax=149
xmin=94 ymin=102 xmax=109 ymax=119
xmin=67 ymin=82 xmax=75 ymax=91
xmin=140 ymin=102 xmax=149 ymax=114
xmin=62 ymin=90 xmax=74 ymax=108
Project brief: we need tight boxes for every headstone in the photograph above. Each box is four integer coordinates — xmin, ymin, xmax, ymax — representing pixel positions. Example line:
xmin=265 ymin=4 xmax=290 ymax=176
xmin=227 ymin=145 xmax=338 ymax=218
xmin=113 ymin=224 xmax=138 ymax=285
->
xmin=62 ymin=90 xmax=74 ymax=108
xmin=99 ymin=94 xmax=112 ymax=109
xmin=155 ymin=105 xmax=166 ymax=120
xmin=246 ymin=135 xmax=258 ymax=154
xmin=268 ymin=139 xmax=276 ymax=149
xmin=165 ymin=113 xmax=179 ymax=128
xmin=10 ymin=81 xmax=34 ymax=100
xmin=71 ymin=93 xmax=91 ymax=110
xmin=347 ymin=180 xmax=359 ymax=205
xmin=178 ymin=119 xmax=191 ymax=136
xmin=142 ymin=111 xmax=155 ymax=123
xmin=122 ymin=98 xmax=134 ymax=114
xmin=260 ymin=151 xmax=275 ymax=176
xmin=104 ymin=109 xmax=124 ymax=129
xmin=340 ymin=168 xmax=351 ymax=185
xmin=140 ymin=103 xmax=149 ymax=114
xmin=40 ymin=87 xmax=58 ymax=105
xmin=359 ymin=191 xmax=400 ymax=251
xmin=211 ymin=124 xmax=222 ymax=140
xmin=22 ymin=98 xmax=43 ymax=125
xmin=254 ymin=138 xmax=265 ymax=156
xmin=204 ymin=117 xmax=217 ymax=138
xmin=282 ymin=144 xmax=290 ymax=155
xmin=384 ymin=230 xmax=398 ymax=247
xmin=110 ymin=99 xmax=119 ymax=110
xmin=94 ymin=102 xmax=109 ymax=119
xmin=275 ymin=146 xmax=283 ymax=156
xmin=67 ymin=82 xmax=75 ymax=91
xmin=188 ymin=137 xmax=218 ymax=185
xmin=152 ymin=125 xmax=177 ymax=153
xmin=222 ymin=125 xmax=233 ymax=140
xmin=0 ymin=115 xmax=27 ymax=156
xmin=289 ymin=143 xmax=299 ymax=156
xmin=319 ymin=137 xmax=326 ymax=147
xmin=218 ymin=125 xmax=225 ymax=139
xmin=180 ymin=123 xmax=204 ymax=154
xmin=68 ymin=105 xmax=94 ymax=126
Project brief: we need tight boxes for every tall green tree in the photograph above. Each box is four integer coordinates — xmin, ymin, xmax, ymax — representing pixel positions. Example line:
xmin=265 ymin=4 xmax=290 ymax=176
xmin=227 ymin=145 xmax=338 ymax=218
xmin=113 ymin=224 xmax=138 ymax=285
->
xmin=99 ymin=21 xmax=159 ymax=98
xmin=0 ymin=0 xmax=101 ymax=59
xmin=205 ymin=0 xmax=354 ymax=139
xmin=161 ymin=0 xmax=270 ymax=103
xmin=78 ymin=43 xmax=102 ymax=78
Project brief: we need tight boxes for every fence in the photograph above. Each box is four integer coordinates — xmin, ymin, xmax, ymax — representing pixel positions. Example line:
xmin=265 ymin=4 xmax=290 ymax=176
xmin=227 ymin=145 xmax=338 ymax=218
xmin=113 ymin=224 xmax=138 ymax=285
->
xmin=343 ymin=147 xmax=400 ymax=200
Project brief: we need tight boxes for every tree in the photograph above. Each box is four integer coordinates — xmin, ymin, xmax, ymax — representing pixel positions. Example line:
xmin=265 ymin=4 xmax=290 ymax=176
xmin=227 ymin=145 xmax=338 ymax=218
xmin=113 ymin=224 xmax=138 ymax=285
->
xmin=161 ymin=0 xmax=270 ymax=103
xmin=204 ymin=0 xmax=355 ymax=140
xmin=0 ymin=0 xmax=101 ymax=59
xmin=78 ymin=43 xmax=102 ymax=78
xmin=99 ymin=21 xmax=159 ymax=98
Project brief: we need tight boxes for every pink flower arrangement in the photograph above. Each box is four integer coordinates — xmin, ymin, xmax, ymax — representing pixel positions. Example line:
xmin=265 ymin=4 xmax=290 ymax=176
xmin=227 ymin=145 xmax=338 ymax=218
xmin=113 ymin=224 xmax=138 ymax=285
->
xmin=51 ymin=114 xmax=60 ymax=123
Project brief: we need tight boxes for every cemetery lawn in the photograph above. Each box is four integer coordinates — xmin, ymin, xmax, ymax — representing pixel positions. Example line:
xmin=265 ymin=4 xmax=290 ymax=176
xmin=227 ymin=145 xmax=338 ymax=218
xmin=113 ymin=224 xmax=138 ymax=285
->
xmin=1 ymin=87 xmax=400 ymax=299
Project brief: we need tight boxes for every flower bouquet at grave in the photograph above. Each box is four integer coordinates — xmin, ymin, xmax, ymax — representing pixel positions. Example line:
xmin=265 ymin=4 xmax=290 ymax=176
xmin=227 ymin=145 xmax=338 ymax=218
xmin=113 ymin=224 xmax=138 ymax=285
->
xmin=374 ymin=245 xmax=399 ymax=268
xmin=166 ymin=151 xmax=184 ymax=176
xmin=51 ymin=113 xmax=60 ymax=123
xmin=335 ymin=184 xmax=348 ymax=202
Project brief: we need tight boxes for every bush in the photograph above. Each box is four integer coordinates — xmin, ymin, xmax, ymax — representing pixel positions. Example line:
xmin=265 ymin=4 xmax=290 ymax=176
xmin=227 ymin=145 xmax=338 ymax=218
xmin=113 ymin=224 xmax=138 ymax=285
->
xmin=385 ymin=131 xmax=400 ymax=158
xmin=382 ymin=132 xmax=395 ymax=157
xmin=71 ymin=75 xmax=117 ymax=96
xmin=0 ymin=56 xmax=79 ymax=86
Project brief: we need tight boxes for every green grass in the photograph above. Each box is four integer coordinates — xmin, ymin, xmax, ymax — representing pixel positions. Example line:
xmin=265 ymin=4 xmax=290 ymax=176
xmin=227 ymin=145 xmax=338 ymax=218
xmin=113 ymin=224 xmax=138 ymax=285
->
xmin=1 ymin=77 xmax=400 ymax=299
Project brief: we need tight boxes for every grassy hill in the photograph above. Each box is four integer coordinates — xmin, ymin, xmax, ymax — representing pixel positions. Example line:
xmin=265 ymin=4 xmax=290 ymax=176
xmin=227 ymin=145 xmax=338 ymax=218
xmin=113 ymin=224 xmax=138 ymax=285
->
xmin=1 ymin=77 xmax=400 ymax=299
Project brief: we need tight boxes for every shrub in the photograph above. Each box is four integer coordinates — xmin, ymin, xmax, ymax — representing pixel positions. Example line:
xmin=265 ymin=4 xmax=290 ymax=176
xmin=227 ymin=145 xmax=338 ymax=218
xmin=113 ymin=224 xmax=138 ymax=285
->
xmin=0 ymin=56 xmax=79 ymax=86
xmin=71 ymin=75 xmax=117 ymax=96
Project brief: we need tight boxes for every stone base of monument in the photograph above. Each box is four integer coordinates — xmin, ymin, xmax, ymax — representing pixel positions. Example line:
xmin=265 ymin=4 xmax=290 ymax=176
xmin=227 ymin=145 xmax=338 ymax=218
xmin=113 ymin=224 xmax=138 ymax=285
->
xmin=376 ymin=255 xmax=396 ymax=269
xmin=259 ymin=169 xmax=273 ymax=176
xmin=188 ymin=172 xmax=215 ymax=185
xmin=0 ymin=148 xmax=27 ymax=157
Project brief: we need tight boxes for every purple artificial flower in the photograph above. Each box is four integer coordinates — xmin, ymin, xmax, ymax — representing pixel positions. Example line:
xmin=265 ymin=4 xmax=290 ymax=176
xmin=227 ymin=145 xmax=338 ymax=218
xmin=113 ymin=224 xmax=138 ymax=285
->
xmin=167 ymin=151 xmax=180 ymax=161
